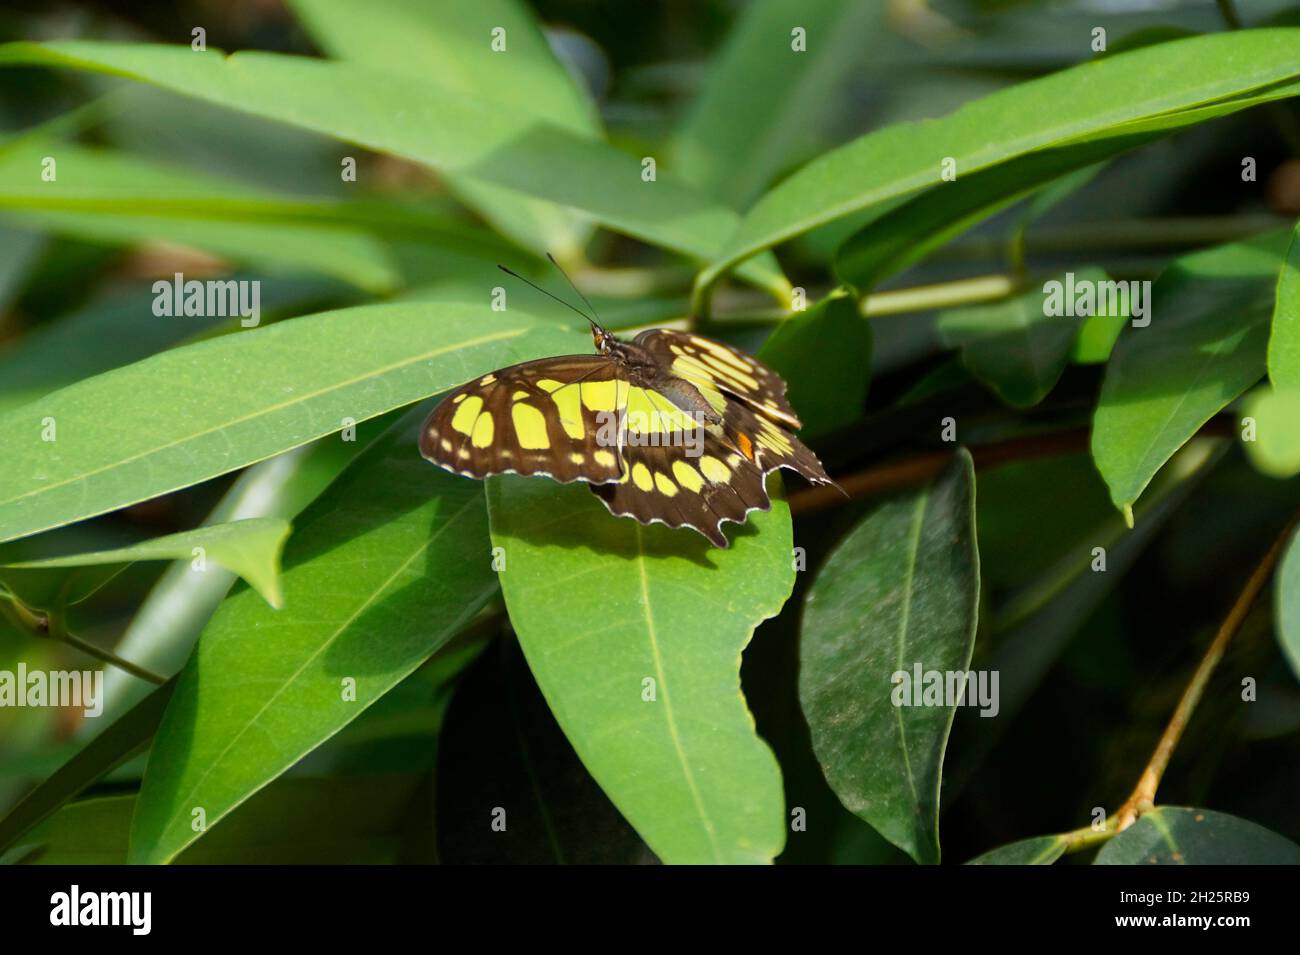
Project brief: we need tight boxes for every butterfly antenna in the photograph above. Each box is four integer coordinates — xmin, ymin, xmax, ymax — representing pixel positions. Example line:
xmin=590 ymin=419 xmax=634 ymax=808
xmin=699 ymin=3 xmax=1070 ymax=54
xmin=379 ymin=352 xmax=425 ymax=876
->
xmin=546 ymin=253 xmax=605 ymax=330
xmin=496 ymin=264 xmax=598 ymax=329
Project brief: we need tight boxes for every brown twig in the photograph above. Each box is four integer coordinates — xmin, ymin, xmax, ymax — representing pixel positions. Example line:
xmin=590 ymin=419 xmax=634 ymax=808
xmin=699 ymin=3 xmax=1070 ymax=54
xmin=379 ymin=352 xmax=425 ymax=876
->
xmin=791 ymin=417 xmax=1235 ymax=516
xmin=1112 ymin=514 xmax=1297 ymax=831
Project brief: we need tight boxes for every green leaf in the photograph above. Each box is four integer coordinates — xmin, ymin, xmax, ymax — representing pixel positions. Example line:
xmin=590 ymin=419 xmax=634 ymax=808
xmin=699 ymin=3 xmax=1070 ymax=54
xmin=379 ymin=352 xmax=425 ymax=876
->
xmin=127 ymin=414 xmax=498 ymax=863
xmin=756 ymin=294 xmax=871 ymax=436
xmin=1093 ymin=231 xmax=1287 ymax=512
xmin=4 ymin=517 xmax=290 ymax=608
xmin=22 ymin=775 xmax=427 ymax=864
xmin=98 ymin=415 xmax=401 ymax=719
xmin=1095 ymin=807 xmax=1300 ymax=864
xmin=834 ymin=139 xmax=1144 ymax=292
xmin=702 ymin=29 xmax=1300 ymax=285
xmin=936 ymin=269 xmax=1113 ymax=408
xmin=966 ymin=834 xmax=1067 ymax=865
xmin=287 ymin=0 xmax=599 ymax=258
xmin=1266 ymin=219 xmax=1300 ymax=386
xmin=1274 ymin=526 xmax=1300 ymax=683
xmin=1240 ymin=386 xmax=1300 ymax=479
xmin=671 ymin=0 xmax=883 ymax=208
xmin=0 ymin=141 xmax=400 ymax=291
xmin=485 ymin=474 xmax=791 ymax=864
xmin=0 ymin=679 xmax=174 ymax=854
xmin=0 ymin=40 xmax=788 ymax=298
xmin=799 ymin=449 xmax=978 ymax=864
xmin=0 ymin=301 xmax=577 ymax=545
xmin=0 ymin=276 xmax=350 ymax=415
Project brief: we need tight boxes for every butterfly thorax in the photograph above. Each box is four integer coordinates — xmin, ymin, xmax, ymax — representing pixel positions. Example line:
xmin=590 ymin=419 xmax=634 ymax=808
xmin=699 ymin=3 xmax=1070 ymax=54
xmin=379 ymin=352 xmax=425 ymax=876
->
xmin=600 ymin=333 xmax=723 ymax=426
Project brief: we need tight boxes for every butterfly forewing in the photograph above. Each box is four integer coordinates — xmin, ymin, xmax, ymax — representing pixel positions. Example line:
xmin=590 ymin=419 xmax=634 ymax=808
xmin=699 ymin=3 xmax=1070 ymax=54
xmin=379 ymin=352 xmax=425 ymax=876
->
xmin=633 ymin=328 xmax=803 ymax=429
xmin=420 ymin=356 xmax=628 ymax=485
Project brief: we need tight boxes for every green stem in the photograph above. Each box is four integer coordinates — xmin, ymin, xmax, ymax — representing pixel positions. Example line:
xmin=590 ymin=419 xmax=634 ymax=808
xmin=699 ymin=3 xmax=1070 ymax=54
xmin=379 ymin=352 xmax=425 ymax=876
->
xmin=1 ymin=588 xmax=166 ymax=685
xmin=861 ymin=274 xmax=1018 ymax=317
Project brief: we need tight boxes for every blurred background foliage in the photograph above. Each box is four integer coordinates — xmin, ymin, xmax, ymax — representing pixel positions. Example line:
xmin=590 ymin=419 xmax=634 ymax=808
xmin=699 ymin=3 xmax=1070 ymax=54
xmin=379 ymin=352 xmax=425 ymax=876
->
xmin=0 ymin=0 xmax=1298 ymax=864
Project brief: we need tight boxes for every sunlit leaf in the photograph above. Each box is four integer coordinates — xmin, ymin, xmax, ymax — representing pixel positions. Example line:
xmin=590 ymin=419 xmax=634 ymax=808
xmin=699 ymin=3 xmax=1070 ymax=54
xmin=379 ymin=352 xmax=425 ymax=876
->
xmin=4 ymin=517 xmax=289 ymax=608
xmin=128 ymin=414 xmax=498 ymax=863
xmin=486 ymin=474 xmax=791 ymax=864
xmin=0 ymin=301 xmax=577 ymax=544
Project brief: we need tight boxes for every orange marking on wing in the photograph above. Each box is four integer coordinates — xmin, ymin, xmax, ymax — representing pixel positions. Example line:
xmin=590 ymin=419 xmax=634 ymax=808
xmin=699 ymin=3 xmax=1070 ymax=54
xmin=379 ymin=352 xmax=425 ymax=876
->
xmin=737 ymin=431 xmax=755 ymax=461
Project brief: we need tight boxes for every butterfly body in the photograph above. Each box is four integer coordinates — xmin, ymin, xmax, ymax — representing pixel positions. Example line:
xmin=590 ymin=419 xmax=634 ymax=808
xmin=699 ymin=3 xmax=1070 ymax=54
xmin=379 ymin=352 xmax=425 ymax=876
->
xmin=420 ymin=321 xmax=833 ymax=547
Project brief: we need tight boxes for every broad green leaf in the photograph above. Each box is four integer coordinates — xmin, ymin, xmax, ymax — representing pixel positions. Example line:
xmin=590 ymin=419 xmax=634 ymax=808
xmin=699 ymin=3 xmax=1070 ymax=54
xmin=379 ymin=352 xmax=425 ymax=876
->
xmin=485 ymin=474 xmax=791 ymax=864
xmin=0 ymin=141 xmax=399 ymax=291
xmin=0 ymin=301 xmax=578 ymax=545
xmin=834 ymin=138 xmax=1146 ymax=292
xmin=799 ymin=449 xmax=978 ymax=864
xmin=1240 ymin=386 xmax=1300 ymax=479
xmin=0 ymin=41 xmax=788 ymax=298
xmin=0 ymin=276 xmax=350 ymax=415
xmin=1266 ymin=219 xmax=1300 ymax=386
xmin=1095 ymin=807 xmax=1300 ymax=864
xmin=1274 ymin=525 xmax=1300 ymax=683
xmin=287 ymin=0 xmax=599 ymax=258
xmin=966 ymin=834 xmax=1067 ymax=865
xmin=936 ymin=270 xmax=1109 ymax=408
xmin=0 ymin=678 xmax=174 ymax=854
xmin=701 ymin=29 xmax=1300 ymax=286
xmin=22 ymin=775 xmax=425 ymax=864
xmin=756 ymin=294 xmax=871 ymax=436
xmin=98 ymin=416 xmax=400 ymax=720
xmin=128 ymin=415 xmax=498 ymax=863
xmin=1093 ymin=231 xmax=1287 ymax=513
xmin=671 ymin=0 xmax=883 ymax=208
xmin=4 ymin=518 xmax=289 ymax=608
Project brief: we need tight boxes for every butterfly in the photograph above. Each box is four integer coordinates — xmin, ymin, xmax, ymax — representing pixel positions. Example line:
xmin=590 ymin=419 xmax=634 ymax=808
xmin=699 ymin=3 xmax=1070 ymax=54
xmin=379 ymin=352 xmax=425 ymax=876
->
xmin=420 ymin=262 xmax=835 ymax=547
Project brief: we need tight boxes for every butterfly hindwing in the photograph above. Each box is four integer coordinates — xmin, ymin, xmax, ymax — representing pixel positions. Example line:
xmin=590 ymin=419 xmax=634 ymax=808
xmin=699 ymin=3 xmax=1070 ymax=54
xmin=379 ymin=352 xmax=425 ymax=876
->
xmin=634 ymin=328 xmax=802 ymax=429
xmin=589 ymin=434 xmax=771 ymax=549
xmin=420 ymin=356 xmax=628 ymax=484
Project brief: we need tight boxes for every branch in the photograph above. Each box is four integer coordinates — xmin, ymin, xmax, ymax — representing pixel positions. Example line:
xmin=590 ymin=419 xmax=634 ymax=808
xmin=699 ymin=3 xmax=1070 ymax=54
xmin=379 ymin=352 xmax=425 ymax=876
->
xmin=1112 ymin=514 xmax=1297 ymax=831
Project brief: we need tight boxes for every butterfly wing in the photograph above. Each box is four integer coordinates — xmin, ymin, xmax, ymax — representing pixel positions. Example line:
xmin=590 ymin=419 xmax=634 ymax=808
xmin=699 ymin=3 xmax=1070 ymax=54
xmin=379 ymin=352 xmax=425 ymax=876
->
xmin=589 ymin=431 xmax=771 ymax=548
xmin=633 ymin=328 xmax=803 ymax=429
xmin=589 ymin=393 xmax=834 ymax=549
xmin=420 ymin=355 xmax=629 ymax=485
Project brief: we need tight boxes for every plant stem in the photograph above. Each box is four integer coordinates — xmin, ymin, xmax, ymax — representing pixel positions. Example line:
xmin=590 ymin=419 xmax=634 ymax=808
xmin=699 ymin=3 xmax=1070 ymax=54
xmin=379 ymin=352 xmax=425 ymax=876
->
xmin=0 ymin=588 xmax=166 ymax=685
xmin=1112 ymin=515 xmax=1297 ymax=831
xmin=860 ymin=274 xmax=1018 ymax=317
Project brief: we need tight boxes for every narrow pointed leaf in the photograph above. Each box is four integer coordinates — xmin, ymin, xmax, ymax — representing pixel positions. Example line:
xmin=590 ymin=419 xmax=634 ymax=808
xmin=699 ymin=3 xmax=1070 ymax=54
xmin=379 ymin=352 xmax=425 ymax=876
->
xmin=1093 ymin=231 xmax=1287 ymax=512
xmin=0 ymin=302 xmax=578 ymax=544
xmin=287 ymin=0 xmax=599 ymax=256
xmin=701 ymin=29 xmax=1300 ymax=284
xmin=0 ymin=41 xmax=787 ymax=297
xmin=1266 ymin=219 xmax=1300 ymax=386
xmin=3 ymin=517 xmax=290 ymax=608
xmin=485 ymin=474 xmax=791 ymax=864
xmin=799 ymin=449 xmax=978 ymax=864
xmin=128 ymin=415 xmax=497 ymax=863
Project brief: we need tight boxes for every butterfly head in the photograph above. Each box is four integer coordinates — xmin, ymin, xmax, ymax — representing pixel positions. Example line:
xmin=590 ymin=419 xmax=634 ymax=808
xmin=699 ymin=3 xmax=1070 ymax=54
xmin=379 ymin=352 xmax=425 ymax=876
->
xmin=590 ymin=321 xmax=615 ymax=354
